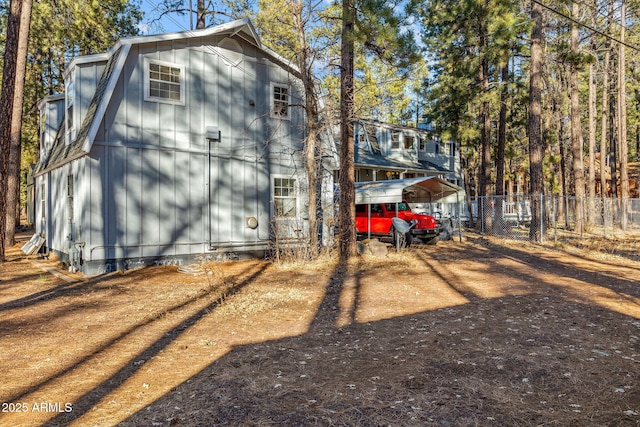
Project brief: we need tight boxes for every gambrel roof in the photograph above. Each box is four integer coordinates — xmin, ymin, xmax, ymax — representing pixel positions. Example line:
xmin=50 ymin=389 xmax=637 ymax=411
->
xmin=34 ymin=19 xmax=299 ymax=177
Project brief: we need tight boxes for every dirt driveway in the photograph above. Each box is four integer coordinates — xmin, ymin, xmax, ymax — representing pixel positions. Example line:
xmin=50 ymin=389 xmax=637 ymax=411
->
xmin=1 ymin=233 xmax=639 ymax=426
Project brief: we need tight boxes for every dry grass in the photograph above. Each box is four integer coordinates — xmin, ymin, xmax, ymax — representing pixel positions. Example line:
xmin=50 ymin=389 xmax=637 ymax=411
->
xmin=1 ymin=233 xmax=639 ymax=426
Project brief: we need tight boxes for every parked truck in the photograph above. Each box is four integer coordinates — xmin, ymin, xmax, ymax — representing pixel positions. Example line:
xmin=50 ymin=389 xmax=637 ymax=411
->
xmin=355 ymin=201 xmax=441 ymax=245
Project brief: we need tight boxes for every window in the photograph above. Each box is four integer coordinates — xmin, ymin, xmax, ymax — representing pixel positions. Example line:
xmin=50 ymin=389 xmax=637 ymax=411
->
xmin=271 ymin=83 xmax=290 ymax=119
xmin=419 ymin=136 xmax=426 ymax=151
xmin=67 ymin=175 xmax=74 ymax=221
xmin=39 ymin=109 xmax=46 ymax=157
xmin=365 ymin=125 xmax=381 ymax=154
xmin=40 ymin=182 xmax=45 ymax=219
xmin=65 ymin=75 xmax=75 ymax=144
xmin=404 ymin=134 xmax=416 ymax=150
xmin=386 ymin=202 xmax=409 ymax=212
xmin=273 ymin=177 xmax=297 ymax=217
xmin=391 ymin=131 xmax=400 ymax=149
xmin=145 ymin=59 xmax=184 ymax=104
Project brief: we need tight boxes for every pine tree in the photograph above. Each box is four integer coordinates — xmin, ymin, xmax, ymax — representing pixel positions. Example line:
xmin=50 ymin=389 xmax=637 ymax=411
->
xmin=0 ymin=0 xmax=27 ymax=260
xmin=4 ymin=0 xmax=31 ymax=248
xmin=529 ymin=0 xmax=544 ymax=242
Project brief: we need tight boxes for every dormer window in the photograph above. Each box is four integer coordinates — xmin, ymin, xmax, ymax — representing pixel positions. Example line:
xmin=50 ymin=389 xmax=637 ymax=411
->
xmin=391 ymin=131 xmax=400 ymax=149
xmin=404 ymin=134 xmax=416 ymax=150
xmin=39 ymin=109 xmax=46 ymax=159
xmin=65 ymin=75 xmax=75 ymax=144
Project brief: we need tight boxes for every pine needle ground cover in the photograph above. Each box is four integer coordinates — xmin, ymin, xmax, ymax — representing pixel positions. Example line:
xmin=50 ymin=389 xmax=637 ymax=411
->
xmin=1 ymin=233 xmax=639 ymax=426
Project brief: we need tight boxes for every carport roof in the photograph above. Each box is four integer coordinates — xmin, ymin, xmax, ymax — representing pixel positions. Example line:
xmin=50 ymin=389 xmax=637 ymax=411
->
xmin=354 ymin=176 xmax=465 ymax=205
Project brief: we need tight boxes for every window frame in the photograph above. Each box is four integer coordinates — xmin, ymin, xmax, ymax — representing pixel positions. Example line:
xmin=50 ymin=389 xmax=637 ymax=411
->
xmin=390 ymin=131 xmax=401 ymax=150
xmin=272 ymin=176 xmax=298 ymax=219
xmin=66 ymin=174 xmax=74 ymax=222
xmin=404 ymin=133 xmax=416 ymax=150
xmin=40 ymin=181 xmax=46 ymax=220
xmin=270 ymin=82 xmax=291 ymax=120
xmin=65 ymin=74 xmax=75 ymax=145
xmin=144 ymin=58 xmax=185 ymax=105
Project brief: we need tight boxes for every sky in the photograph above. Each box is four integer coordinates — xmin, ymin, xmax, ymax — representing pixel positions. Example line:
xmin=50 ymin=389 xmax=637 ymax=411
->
xmin=137 ymin=0 xmax=196 ymax=35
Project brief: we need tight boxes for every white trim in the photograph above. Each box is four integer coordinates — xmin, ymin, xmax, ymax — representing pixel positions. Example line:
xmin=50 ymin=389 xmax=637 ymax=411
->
xmin=83 ymin=43 xmax=132 ymax=153
xmin=65 ymin=73 xmax=75 ymax=145
xmin=270 ymin=82 xmax=291 ymax=120
xmin=143 ymin=58 xmax=186 ymax=106
xmin=271 ymin=174 xmax=299 ymax=219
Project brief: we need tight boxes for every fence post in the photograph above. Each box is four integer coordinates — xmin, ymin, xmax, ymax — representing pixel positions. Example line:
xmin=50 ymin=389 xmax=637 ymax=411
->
xmin=553 ymin=195 xmax=557 ymax=243
xmin=603 ymin=197 xmax=607 ymax=239
xmin=539 ymin=193 xmax=544 ymax=243
xmin=480 ymin=196 xmax=485 ymax=236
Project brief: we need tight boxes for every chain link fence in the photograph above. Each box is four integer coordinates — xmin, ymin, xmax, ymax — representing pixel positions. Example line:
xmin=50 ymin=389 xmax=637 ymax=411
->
xmin=452 ymin=195 xmax=640 ymax=242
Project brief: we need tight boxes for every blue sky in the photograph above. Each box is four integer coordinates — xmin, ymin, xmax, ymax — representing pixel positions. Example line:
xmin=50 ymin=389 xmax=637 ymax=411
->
xmin=138 ymin=0 xmax=195 ymax=35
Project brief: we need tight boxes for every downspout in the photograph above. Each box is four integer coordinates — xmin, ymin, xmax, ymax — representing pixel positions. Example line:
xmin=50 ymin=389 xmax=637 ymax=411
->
xmin=457 ymin=190 xmax=463 ymax=242
xmin=208 ymin=137 xmax=212 ymax=248
xmin=204 ymin=126 xmax=221 ymax=250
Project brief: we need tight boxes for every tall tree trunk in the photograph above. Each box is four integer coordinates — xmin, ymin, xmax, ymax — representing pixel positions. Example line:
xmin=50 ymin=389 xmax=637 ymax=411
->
xmin=339 ymin=0 xmax=356 ymax=261
xmin=293 ymin=2 xmax=320 ymax=257
xmin=610 ymin=91 xmax=617 ymax=197
xmin=618 ymin=0 xmax=629 ymax=229
xmin=478 ymin=3 xmax=492 ymax=232
xmin=529 ymin=0 xmax=544 ymax=242
xmin=478 ymin=13 xmax=491 ymax=199
xmin=601 ymin=48 xmax=610 ymax=197
xmin=5 ymin=0 xmax=32 ymax=247
xmin=496 ymin=63 xmax=508 ymax=197
xmin=570 ymin=2 xmax=585 ymax=234
xmin=550 ymin=84 xmax=566 ymax=226
xmin=555 ymin=74 xmax=570 ymax=228
xmin=588 ymin=51 xmax=596 ymax=224
xmin=0 ymin=0 xmax=25 ymax=261
xmin=493 ymin=62 xmax=508 ymax=233
xmin=560 ymin=126 xmax=569 ymax=228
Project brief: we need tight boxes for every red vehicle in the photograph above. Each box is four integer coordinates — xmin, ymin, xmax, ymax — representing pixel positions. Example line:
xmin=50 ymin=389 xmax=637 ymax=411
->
xmin=355 ymin=201 xmax=441 ymax=245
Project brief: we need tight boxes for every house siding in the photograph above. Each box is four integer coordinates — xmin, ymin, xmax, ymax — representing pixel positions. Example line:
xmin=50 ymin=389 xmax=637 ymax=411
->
xmin=33 ymin=21 xmax=317 ymax=274
xmin=63 ymin=30 xmax=305 ymax=274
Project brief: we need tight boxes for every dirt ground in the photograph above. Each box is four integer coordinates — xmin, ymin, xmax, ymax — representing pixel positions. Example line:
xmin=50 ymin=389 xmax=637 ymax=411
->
xmin=1 ymin=231 xmax=639 ymax=427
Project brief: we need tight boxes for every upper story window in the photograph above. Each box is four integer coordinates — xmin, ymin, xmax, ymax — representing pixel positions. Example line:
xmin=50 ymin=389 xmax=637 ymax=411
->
xmin=65 ymin=75 xmax=75 ymax=144
xmin=145 ymin=59 xmax=185 ymax=105
xmin=391 ymin=131 xmax=401 ymax=149
xmin=418 ymin=135 xmax=426 ymax=151
xmin=271 ymin=83 xmax=290 ymax=119
xmin=435 ymin=140 xmax=450 ymax=155
xmin=365 ymin=125 xmax=381 ymax=154
xmin=404 ymin=134 xmax=416 ymax=150
xmin=39 ymin=109 xmax=46 ymax=157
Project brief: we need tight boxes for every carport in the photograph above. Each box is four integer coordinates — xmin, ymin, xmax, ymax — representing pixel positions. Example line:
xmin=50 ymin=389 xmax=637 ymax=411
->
xmin=355 ymin=176 xmax=464 ymax=205
xmin=355 ymin=176 xmax=466 ymax=243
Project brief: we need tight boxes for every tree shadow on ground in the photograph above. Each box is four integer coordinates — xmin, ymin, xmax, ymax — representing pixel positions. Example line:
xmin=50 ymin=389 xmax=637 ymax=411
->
xmin=36 ymin=262 xmax=269 ymax=427
xmin=113 ymin=246 xmax=640 ymax=427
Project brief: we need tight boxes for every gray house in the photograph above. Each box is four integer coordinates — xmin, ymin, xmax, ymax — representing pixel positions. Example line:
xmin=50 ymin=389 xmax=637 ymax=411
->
xmin=349 ymin=119 xmax=462 ymax=186
xmin=33 ymin=19 xmax=324 ymax=274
